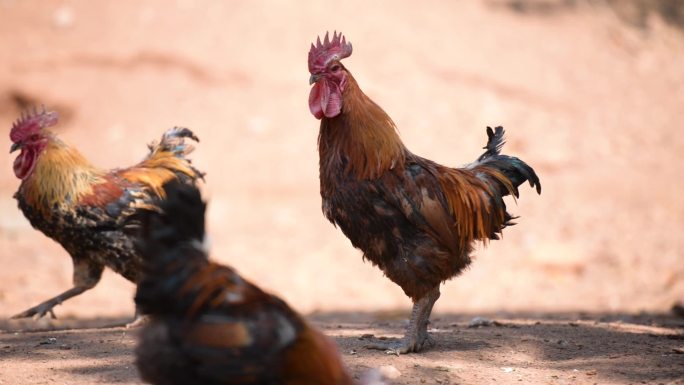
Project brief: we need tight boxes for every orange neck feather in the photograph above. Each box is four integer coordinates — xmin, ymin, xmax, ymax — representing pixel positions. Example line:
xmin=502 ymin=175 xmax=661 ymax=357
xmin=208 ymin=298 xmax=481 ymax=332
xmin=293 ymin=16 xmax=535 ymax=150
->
xmin=318 ymin=73 xmax=406 ymax=180
xmin=20 ymin=133 xmax=105 ymax=210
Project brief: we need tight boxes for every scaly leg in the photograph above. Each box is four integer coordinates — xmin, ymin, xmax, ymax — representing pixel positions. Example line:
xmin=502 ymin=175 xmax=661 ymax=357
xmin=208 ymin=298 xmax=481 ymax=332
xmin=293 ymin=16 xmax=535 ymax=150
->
xmin=12 ymin=286 xmax=89 ymax=319
xmin=12 ymin=257 xmax=104 ymax=319
xmin=366 ymin=286 xmax=441 ymax=354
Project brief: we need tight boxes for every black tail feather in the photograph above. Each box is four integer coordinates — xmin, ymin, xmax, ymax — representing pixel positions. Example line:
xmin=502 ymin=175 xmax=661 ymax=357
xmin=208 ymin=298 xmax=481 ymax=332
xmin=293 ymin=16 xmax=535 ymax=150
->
xmin=478 ymin=126 xmax=506 ymax=161
xmin=135 ymin=179 xmax=206 ymax=255
xmin=475 ymin=126 xmax=541 ymax=197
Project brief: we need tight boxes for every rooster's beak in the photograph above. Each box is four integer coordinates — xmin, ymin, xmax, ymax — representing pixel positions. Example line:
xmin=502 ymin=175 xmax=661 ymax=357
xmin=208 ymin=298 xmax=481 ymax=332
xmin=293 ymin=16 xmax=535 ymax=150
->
xmin=10 ymin=143 xmax=22 ymax=153
xmin=309 ymin=74 xmax=321 ymax=85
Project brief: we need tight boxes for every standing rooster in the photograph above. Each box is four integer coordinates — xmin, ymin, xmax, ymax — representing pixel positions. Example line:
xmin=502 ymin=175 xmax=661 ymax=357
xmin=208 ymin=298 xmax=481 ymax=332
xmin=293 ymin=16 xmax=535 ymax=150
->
xmin=9 ymin=107 xmax=204 ymax=319
xmin=134 ymin=181 xmax=370 ymax=385
xmin=308 ymin=32 xmax=541 ymax=354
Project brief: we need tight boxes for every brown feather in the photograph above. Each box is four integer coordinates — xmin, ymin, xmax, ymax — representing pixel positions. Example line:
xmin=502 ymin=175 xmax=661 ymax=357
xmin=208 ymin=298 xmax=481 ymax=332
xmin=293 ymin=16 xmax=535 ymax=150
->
xmin=282 ymin=325 xmax=355 ymax=385
xmin=434 ymin=165 xmax=515 ymax=250
xmin=134 ymin=181 xmax=359 ymax=385
xmin=318 ymin=74 xmax=405 ymax=181
xmin=184 ymin=321 xmax=253 ymax=349
xmin=119 ymin=153 xmax=198 ymax=198
xmin=78 ymin=176 xmax=126 ymax=207
xmin=318 ymin=69 xmax=537 ymax=301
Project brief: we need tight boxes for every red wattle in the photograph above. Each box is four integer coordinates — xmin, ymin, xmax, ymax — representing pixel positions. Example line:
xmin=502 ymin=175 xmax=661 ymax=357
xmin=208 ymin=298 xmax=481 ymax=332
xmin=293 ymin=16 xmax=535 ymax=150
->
xmin=13 ymin=148 xmax=36 ymax=179
xmin=322 ymin=82 xmax=342 ymax=118
xmin=309 ymin=80 xmax=343 ymax=119
xmin=309 ymin=81 xmax=326 ymax=119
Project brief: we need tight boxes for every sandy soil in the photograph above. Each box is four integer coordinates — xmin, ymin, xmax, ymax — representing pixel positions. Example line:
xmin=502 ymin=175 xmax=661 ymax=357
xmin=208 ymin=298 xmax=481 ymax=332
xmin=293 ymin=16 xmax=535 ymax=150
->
xmin=1 ymin=0 xmax=683 ymax=384
xmin=1 ymin=312 xmax=684 ymax=385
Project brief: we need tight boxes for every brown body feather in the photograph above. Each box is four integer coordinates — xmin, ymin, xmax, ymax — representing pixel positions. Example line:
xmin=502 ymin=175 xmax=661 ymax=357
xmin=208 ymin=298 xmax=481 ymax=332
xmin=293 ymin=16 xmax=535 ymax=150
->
xmin=134 ymin=182 xmax=355 ymax=385
xmin=318 ymin=77 xmax=405 ymax=180
xmin=138 ymin=258 xmax=355 ymax=385
xmin=319 ymin=72 xmax=539 ymax=301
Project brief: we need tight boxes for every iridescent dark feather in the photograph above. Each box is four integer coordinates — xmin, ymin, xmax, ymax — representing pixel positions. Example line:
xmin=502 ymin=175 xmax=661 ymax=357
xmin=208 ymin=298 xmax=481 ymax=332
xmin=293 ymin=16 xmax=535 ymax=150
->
xmin=475 ymin=126 xmax=541 ymax=197
xmin=134 ymin=181 xmax=355 ymax=385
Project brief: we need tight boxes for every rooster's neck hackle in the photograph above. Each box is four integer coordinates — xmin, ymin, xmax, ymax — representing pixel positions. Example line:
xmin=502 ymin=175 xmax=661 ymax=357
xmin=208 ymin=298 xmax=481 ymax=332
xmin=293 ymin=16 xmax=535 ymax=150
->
xmin=19 ymin=134 xmax=105 ymax=212
xmin=318 ymin=74 xmax=406 ymax=180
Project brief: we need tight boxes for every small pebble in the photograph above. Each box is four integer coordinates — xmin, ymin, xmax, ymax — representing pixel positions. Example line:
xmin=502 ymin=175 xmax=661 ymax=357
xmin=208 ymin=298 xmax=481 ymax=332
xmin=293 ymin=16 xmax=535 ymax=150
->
xmin=468 ymin=317 xmax=493 ymax=327
xmin=38 ymin=337 xmax=57 ymax=346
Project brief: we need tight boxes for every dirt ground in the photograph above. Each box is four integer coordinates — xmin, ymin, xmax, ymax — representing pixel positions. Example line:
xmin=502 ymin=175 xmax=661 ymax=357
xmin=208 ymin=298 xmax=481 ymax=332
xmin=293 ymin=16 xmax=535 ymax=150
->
xmin=1 ymin=312 xmax=684 ymax=385
xmin=1 ymin=1 xmax=683 ymax=384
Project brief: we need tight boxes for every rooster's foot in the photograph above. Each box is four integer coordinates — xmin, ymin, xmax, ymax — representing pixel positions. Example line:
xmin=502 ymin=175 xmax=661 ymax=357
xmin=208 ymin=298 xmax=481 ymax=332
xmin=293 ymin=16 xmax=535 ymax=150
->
xmin=11 ymin=303 xmax=58 ymax=320
xmin=10 ymin=286 xmax=90 ymax=320
xmin=365 ymin=332 xmax=436 ymax=355
xmin=365 ymin=286 xmax=441 ymax=355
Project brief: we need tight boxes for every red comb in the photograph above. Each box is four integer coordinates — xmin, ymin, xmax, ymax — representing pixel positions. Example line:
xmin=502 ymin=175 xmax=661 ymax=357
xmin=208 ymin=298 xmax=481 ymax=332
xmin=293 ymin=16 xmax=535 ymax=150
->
xmin=308 ymin=31 xmax=352 ymax=74
xmin=10 ymin=106 xmax=58 ymax=143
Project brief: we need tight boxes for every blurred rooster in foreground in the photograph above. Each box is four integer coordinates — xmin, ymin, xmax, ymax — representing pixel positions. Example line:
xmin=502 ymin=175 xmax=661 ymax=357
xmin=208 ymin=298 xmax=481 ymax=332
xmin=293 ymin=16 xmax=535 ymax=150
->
xmin=9 ymin=107 xmax=203 ymax=319
xmin=308 ymin=32 xmax=541 ymax=353
xmin=134 ymin=181 xmax=375 ymax=385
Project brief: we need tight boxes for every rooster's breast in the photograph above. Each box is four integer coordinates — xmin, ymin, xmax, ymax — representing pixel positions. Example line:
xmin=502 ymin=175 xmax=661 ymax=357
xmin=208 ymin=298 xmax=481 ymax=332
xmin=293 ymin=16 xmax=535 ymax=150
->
xmin=321 ymin=169 xmax=469 ymax=301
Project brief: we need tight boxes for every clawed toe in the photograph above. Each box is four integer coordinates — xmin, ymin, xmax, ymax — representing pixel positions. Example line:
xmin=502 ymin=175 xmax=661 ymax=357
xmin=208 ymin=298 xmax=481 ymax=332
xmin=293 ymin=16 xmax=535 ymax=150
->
xmin=10 ymin=287 xmax=92 ymax=321
xmin=420 ymin=332 xmax=436 ymax=349
xmin=11 ymin=305 xmax=58 ymax=320
xmin=364 ymin=340 xmax=409 ymax=355
xmin=12 ymin=306 xmax=57 ymax=319
xmin=364 ymin=333 xmax=434 ymax=355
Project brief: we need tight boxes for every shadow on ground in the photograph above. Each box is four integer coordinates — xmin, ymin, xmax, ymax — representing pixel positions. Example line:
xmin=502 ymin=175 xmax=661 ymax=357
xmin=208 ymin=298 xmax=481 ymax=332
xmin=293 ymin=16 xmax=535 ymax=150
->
xmin=313 ymin=310 xmax=684 ymax=384
xmin=1 ymin=311 xmax=681 ymax=384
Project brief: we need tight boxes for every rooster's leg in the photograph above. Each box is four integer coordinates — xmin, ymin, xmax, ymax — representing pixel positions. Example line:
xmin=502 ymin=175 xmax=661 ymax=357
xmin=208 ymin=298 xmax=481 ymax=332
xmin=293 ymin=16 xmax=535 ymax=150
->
xmin=11 ymin=286 xmax=89 ymax=319
xmin=11 ymin=257 xmax=104 ymax=319
xmin=366 ymin=286 xmax=441 ymax=354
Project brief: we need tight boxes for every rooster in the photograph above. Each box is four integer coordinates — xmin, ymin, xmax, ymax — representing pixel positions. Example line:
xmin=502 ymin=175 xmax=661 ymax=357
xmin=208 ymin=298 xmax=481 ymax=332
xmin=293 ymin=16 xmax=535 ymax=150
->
xmin=8 ymin=107 xmax=204 ymax=319
xmin=308 ymin=32 xmax=541 ymax=354
xmin=133 ymin=180 xmax=365 ymax=385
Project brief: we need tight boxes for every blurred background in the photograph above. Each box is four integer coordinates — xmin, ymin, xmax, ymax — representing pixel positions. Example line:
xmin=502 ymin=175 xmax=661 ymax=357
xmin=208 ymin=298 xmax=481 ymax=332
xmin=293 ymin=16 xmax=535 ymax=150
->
xmin=0 ymin=0 xmax=682 ymax=320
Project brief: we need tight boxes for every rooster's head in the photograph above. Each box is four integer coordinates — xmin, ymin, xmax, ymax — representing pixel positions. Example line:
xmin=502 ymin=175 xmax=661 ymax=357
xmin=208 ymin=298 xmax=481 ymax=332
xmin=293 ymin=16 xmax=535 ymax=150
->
xmin=308 ymin=31 xmax=352 ymax=119
xmin=9 ymin=107 xmax=58 ymax=179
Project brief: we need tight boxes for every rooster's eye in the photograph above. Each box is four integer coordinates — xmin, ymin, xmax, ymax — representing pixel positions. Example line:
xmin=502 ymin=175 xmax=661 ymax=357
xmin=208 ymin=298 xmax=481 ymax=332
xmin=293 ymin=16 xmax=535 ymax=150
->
xmin=330 ymin=64 xmax=341 ymax=72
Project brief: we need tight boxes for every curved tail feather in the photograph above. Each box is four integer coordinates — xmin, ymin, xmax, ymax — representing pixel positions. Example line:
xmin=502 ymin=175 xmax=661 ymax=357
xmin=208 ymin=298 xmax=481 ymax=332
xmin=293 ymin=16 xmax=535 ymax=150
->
xmin=473 ymin=126 xmax=541 ymax=198
xmin=119 ymin=127 xmax=205 ymax=198
xmin=142 ymin=126 xmax=205 ymax=181
xmin=148 ymin=126 xmax=200 ymax=158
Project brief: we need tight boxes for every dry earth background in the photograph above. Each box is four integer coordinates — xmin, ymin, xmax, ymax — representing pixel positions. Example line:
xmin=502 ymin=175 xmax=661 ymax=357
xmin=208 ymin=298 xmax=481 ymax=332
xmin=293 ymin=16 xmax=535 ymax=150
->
xmin=0 ymin=0 xmax=683 ymax=384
